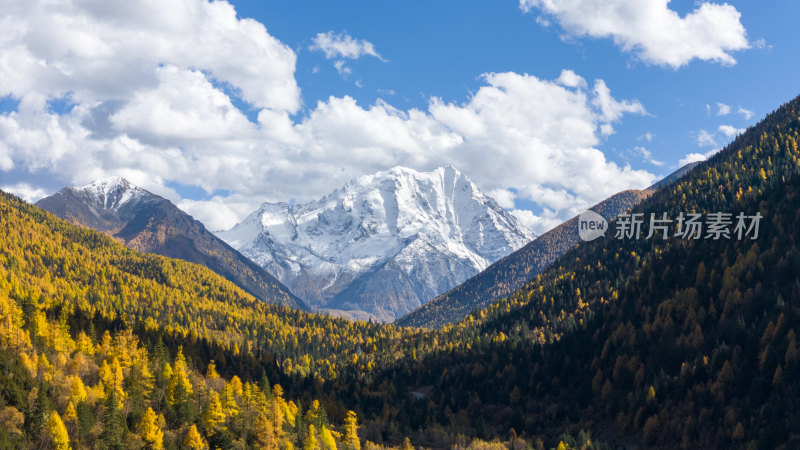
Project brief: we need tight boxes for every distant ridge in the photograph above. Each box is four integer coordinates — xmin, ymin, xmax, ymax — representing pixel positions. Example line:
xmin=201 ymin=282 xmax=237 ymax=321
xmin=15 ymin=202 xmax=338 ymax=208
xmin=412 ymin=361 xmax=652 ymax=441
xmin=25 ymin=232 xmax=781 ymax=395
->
xmin=37 ymin=178 xmax=307 ymax=310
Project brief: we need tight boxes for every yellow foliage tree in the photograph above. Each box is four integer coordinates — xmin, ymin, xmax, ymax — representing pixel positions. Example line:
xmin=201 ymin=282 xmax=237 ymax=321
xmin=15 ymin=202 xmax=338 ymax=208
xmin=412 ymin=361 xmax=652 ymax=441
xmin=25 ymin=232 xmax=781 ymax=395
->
xmin=319 ymin=425 xmax=337 ymax=450
xmin=47 ymin=410 xmax=71 ymax=450
xmin=203 ymin=390 xmax=227 ymax=435
xmin=343 ymin=410 xmax=360 ymax=450
xmin=138 ymin=407 xmax=164 ymax=450
xmin=183 ymin=424 xmax=207 ymax=450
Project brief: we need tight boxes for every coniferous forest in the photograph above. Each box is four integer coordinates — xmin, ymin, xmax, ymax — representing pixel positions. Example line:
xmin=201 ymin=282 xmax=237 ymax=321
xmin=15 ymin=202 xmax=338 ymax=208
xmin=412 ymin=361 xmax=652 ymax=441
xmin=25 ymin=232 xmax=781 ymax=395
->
xmin=1 ymin=96 xmax=799 ymax=448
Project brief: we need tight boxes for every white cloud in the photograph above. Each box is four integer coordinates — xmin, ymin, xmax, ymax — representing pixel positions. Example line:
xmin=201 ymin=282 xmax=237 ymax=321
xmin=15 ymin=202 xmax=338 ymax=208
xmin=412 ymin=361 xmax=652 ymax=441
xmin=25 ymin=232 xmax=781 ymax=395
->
xmin=333 ymin=60 xmax=352 ymax=76
xmin=697 ymin=129 xmax=717 ymax=147
xmin=109 ymin=65 xmax=255 ymax=145
xmin=696 ymin=124 xmax=744 ymax=148
xmin=535 ymin=16 xmax=551 ymax=27
xmin=678 ymin=147 xmax=721 ymax=166
xmin=556 ymin=69 xmax=586 ymax=88
xmin=310 ymin=31 xmax=385 ymax=61
xmin=511 ymin=208 xmax=564 ymax=234
xmin=717 ymin=124 xmax=744 ymax=138
xmin=633 ymin=146 xmax=664 ymax=166
xmin=716 ymin=102 xmax=731 ymax=116
xmin=0 ymin=0 xmax=299 ymax=113
xmin=738 ymin=107 xmax=754 ymax=120
xmin=752 ymin=38 xmax=772 ymax=50
xmin=520 ymin=0 xmax=750 ymax=68
xmin=592 ymin=79 xmax=647 ymax=122
xmin=678 ymin=153 xmax=707 ymax=166
xmin=1 ymin=182 xmax=49 ymax=203
xmin=591 ymin=79 xmax=647 ymax=135
xmin=488 ymin=188 xmax=517 ymax=209
xmin=178 ymin=195 xmax=260 ymax=232
xmin=0 ymin=1 xmax=655 ymax=236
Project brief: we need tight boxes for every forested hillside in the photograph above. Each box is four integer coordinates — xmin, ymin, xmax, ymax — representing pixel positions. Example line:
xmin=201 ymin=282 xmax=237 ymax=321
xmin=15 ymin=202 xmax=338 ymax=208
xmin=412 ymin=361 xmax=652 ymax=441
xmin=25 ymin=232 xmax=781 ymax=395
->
xmin=352 ymin=96 xmax=800 ymax=447
xmin=1 ymin=96 xmax=798 ymax=449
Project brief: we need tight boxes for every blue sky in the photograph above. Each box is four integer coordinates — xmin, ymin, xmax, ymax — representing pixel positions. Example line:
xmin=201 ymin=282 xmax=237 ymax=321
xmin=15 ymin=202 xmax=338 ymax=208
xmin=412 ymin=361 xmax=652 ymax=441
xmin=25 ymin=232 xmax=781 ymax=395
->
xmin=243 ymin=0 xmax=796 ymax=163
xmin=0 ymin=0 xmax=798 ymax=232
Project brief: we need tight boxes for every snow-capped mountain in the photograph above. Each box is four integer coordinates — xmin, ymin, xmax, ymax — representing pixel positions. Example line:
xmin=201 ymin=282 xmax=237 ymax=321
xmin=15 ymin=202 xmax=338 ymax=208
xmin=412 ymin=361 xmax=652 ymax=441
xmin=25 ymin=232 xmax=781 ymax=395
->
xmin=218 ymin=165 xmax=536 ymax=322
xmin=36 ymin=177 xmax=307 ymax=310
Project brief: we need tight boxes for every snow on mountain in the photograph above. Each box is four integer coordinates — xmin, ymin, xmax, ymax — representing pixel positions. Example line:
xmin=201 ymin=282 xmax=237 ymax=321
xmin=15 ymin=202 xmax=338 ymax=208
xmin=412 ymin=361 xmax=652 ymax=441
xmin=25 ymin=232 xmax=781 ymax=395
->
xmin=75 ymin=176 xmax=149 ymax=211
xmin=218 ymin=165 xmax=536 ymax=322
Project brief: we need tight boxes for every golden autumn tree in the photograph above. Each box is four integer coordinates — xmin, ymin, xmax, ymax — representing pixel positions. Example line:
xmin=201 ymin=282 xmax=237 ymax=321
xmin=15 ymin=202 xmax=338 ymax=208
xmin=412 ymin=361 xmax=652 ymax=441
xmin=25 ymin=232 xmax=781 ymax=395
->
xmin=46 ymin=411 xmax=71 ymax=450
xmin=138 ymin=407 xmax=164 ymax=450
xmin=183 ymin=424 xmax=207 ymax=450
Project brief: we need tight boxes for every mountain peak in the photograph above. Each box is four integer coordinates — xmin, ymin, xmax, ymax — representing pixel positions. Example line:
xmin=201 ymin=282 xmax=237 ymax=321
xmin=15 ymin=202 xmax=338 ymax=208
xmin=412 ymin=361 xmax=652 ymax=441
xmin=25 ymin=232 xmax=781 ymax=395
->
xmin=72 ymin=176 xmax=147 ymax=211
xmin=219 ymin=165 xmax=535 ymax=322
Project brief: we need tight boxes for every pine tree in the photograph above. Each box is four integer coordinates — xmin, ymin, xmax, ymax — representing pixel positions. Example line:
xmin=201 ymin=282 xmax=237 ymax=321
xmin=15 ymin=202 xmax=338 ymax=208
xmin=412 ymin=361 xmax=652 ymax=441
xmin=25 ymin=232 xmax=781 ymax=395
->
xmin=294 ymin=401 xmax=307 ymax=449
xmin=29 ymin=383 xmax=51 ymax=439
xmin=100 ymin=388 xmax=124 ymax=450
xmin=168 ymin=348 xmax=194 ymax=423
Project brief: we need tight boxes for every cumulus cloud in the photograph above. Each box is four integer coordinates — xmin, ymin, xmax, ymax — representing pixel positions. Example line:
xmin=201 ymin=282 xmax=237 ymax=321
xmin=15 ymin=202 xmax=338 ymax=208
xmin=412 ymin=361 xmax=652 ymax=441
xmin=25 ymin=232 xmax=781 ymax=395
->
xmin=716 ymin=102 xmax=731 ymax=116
xmin=0 ymin=0 xmax=299 ymax=113
xmin=109 ymin=66 xmax=255 ymax=145
xmin=1 ymin=0 xmax=656 ymax=235
xmin=310 ymin=31 xmax=385 ymax=61
xmin=488 ymin=188 xmax=517 ymax=209
xmin=1 ymin=182 xmax=49 ymax=203
xmin=520 ymin=0 xmax=750 ymax=68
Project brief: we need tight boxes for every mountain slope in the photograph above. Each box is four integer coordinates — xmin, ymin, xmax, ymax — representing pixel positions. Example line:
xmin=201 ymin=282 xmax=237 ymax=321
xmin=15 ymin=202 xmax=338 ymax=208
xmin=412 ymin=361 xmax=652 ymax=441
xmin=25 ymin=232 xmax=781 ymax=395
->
xmin=358 ymin=96 xmax=800 ymax=447
xmin=219 ymin=165 xmax=535 ymax=322
xmin=399 ymin=162 xmax=706 ymax=329
xmin=36 ymin=177 xmax=307 ymax=310
xmin=397 ymin=188 xmax=654 ymax=328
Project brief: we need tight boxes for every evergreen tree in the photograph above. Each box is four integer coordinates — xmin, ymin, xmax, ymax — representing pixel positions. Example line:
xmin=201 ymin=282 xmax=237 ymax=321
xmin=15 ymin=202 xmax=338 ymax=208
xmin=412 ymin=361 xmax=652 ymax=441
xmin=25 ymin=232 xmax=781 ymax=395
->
xmin=100 ymin=388 xmax=124 ymax=450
